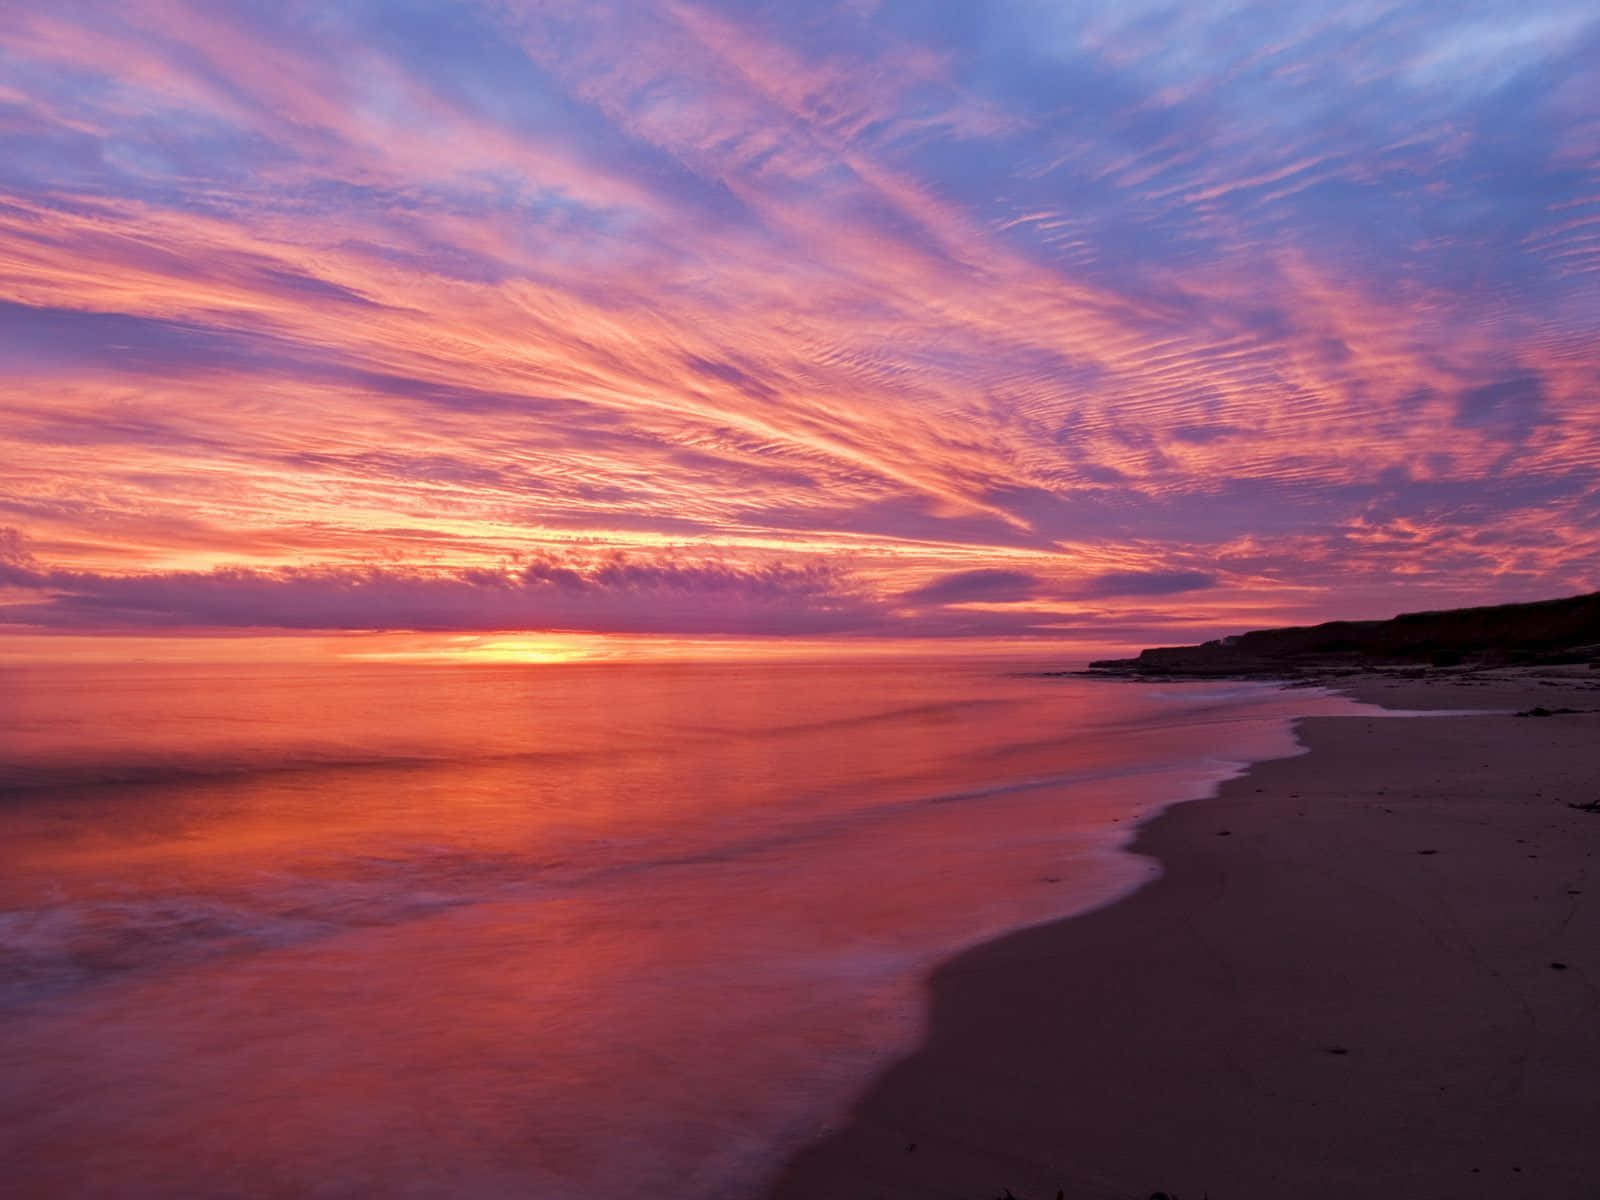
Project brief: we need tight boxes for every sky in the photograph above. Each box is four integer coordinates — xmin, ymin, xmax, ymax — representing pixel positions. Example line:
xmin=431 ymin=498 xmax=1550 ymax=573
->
xmin=1 ymin=1 xmax=1597 ymax=656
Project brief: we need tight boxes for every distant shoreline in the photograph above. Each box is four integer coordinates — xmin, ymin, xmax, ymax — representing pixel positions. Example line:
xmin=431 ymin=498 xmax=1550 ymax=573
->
xmin=765 ymin=665 xmax=1600 ymax=1199
xmin=1085 ymin=589 xmax=1600 ymax=679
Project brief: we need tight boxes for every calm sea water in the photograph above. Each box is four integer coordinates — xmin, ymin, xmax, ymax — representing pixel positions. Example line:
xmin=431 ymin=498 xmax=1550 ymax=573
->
xmin=0 ymin=658 xmax=1367 ymax=1198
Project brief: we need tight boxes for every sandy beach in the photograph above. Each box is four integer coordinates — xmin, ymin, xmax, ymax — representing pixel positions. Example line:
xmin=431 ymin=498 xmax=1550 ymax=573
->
xmin=767 ymin=668 xmax=1600 ymax=1199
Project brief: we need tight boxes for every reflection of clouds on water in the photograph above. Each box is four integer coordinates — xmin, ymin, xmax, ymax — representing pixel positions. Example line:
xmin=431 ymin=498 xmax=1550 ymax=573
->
xmin=0 ymin=662 xmax=1373 ymax=1195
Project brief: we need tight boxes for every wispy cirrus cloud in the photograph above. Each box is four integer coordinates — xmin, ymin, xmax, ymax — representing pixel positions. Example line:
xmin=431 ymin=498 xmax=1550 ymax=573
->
xmin=0 ymin=0 xmax=1596 ymax=645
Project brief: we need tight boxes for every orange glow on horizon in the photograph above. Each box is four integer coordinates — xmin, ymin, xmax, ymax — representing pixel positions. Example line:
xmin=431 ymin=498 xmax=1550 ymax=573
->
xmin=0 ymin=629 xmax=1156 ymax=667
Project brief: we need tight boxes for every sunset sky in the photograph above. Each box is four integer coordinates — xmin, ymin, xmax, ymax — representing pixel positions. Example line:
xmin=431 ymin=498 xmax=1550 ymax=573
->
xmin=1 ymin=1 xmax=1597 ymax=657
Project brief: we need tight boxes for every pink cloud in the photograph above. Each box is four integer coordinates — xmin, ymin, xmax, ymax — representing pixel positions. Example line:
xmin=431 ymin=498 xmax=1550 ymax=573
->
xmin=0 ymin=1 xmax=1595 ymax=643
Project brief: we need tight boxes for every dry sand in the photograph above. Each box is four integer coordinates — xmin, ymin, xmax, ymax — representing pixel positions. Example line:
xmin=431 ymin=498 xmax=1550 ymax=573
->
xmin=766 ymin=669 xmax=1600 ymax=1199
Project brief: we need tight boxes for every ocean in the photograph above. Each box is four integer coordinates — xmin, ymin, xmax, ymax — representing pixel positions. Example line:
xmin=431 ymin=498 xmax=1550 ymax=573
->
xmin=0 ymin=658 xmax=1368 ymax=1197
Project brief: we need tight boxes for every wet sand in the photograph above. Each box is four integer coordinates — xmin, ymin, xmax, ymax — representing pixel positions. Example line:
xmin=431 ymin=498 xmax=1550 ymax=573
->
xmin=766 ymin=669 xmax=1600 ymax=1199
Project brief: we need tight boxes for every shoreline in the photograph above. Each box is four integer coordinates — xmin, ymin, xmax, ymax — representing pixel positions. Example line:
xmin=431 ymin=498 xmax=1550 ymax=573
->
xmin=764 ymin=667 xmax=1600 ymax=1199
